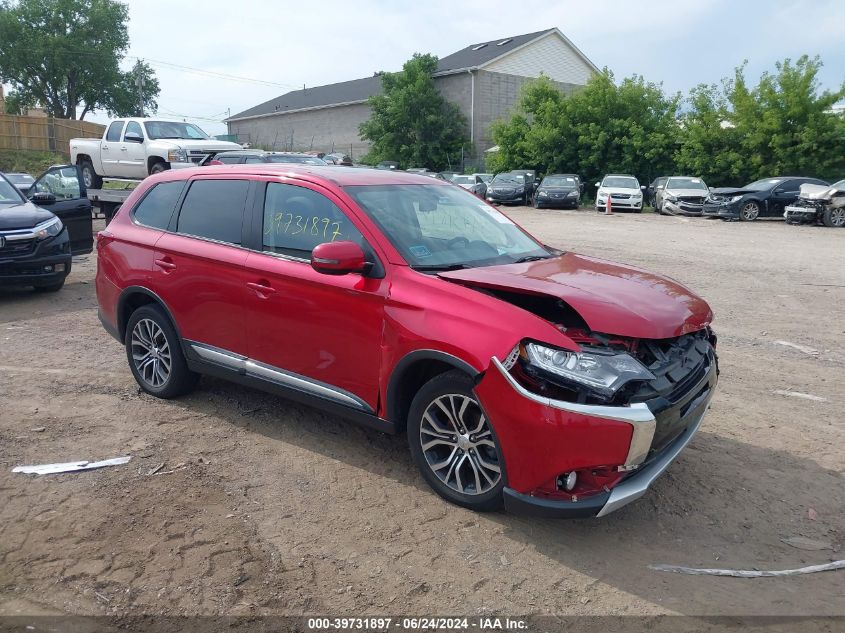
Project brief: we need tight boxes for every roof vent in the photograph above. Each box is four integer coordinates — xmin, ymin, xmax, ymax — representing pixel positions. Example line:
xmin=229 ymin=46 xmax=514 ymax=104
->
xmin=497 ymin=38 xmax=512 ymax=46
xmin=471 ymin=43 xmax=487 ymax=51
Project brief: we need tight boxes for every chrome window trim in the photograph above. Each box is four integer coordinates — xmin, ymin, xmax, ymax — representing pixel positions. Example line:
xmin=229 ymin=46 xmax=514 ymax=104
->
xmin=490 ymin=356 xmax=656 ymax=469
xmin=188 ymin=341 xmax=373 ymax=413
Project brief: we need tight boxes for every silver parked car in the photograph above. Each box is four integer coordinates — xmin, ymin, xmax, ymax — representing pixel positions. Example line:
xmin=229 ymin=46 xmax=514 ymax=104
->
xmin=655 ymin=176 xmax=710 ymax=216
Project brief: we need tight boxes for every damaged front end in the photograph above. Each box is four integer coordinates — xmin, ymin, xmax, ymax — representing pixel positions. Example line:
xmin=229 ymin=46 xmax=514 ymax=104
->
xmin=785 ymin=180 xmax=845 ymax=228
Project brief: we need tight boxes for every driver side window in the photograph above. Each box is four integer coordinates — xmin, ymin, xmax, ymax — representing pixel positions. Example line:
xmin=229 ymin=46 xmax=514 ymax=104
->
xmin=33 ymin=166 xmax=82 ymax=200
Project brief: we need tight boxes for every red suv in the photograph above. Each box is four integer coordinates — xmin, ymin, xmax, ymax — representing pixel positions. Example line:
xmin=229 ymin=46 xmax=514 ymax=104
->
xmin=97 ymin=165 xmax=718 ymax=517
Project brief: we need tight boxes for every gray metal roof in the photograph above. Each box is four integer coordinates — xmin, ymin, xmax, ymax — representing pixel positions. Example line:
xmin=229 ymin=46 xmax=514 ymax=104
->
xmin=228 ymin=28 xmax=557 ymax=121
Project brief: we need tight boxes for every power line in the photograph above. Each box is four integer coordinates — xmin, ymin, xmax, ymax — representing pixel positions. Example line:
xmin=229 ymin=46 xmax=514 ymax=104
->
xmin=136 ymin=57 xmax=297 ymax=90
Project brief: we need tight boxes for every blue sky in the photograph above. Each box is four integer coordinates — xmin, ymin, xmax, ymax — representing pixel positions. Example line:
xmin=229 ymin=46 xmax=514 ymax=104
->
xmin=77 ymin=0 xmax=845 ymax=134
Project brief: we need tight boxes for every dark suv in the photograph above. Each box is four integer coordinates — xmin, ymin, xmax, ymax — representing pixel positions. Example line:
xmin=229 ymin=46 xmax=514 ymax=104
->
xmin=96 ymin=165 xmax=717 ymax=518
xmin=0 ymin=166 xmax=93 ymax=292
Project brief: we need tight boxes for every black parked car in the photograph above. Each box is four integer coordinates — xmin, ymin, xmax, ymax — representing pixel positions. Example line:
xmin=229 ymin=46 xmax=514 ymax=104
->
xmin=533 ymin=174 xmax=582 ymax=209
xmin=703 ymin=176 xmax=829 ymax=221
xmin=2 ymin=172 xmax=35 ymax=193
xmin=0 ymin=166 xmax=93 ymax=292
xmin=486 ymin=173 xmax=533 ymax=205
xmin=647 ymin=176 xmax=668 ymax=208
xmin=204 ymin=150 xmax=327 ymax=165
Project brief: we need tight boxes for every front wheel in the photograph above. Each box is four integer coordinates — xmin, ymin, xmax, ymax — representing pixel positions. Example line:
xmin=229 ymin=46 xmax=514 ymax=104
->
xmin=739 ymin=200 xmax=760 ymax=221
xmin=822 ymin=206 xmax=845 ymax=228
xmin=407 ymin=371 xmax=505 ymax=511
xmin=149 ymin=162 xmax=169 ymax=176
xmin=125 ymin=304 xmax=199 ymax=398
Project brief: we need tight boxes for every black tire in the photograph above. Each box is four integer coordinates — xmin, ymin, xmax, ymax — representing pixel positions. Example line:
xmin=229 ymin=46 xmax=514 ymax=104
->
xmin=822 ymin=206 xmax=845 ymax=228
xmin=80 ymin=160 xmax=102 ymax=189
xmin=34 ymin=279 xmax=65 ymax=293
xmin=739 ymin=200 xmax=760 ymax=221
xmin=125 ymin=304 xmax=199 ymax=399
xmin=149 ymin=161 xmax=169 ymax=176
xmin=407 ymin=370 xmax=505 ymax=512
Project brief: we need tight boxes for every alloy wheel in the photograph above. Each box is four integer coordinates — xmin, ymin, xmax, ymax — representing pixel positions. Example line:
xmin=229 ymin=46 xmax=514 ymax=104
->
xmin=419 ymin=394 xmax=501 ymax=496
xmin=829 ymin=208 xmax=845 ymax=227
xmin=741 ymin=202 xmax=759 ymax=221
xmin=130 ymin=318 xmax=172 ymax=388
xmin=82 ymin=165 xmax=93 ymax=188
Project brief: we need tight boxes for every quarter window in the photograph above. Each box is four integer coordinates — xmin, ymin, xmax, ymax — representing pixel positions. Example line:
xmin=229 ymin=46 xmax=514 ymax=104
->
xmin=177 ymin=179 xmax=249 ymax=244
xmin=133 ymin=181 xmax=184 ymax=229
xmin=106 ymin=121 xmax=125 ymax=142
xmin=262 ymin=183 xmax=363 ymax=258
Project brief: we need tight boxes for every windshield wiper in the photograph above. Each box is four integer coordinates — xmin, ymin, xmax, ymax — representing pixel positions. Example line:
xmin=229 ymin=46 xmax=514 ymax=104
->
xmin=512 ymin=255 xmax=551 ymax=264
xmin=411 ymin=263 xmax=471 ymax=272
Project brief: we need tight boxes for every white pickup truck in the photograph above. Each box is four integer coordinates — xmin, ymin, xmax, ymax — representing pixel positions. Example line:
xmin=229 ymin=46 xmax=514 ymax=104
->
xmin=70 ymin=117 xmax=242 ymax=187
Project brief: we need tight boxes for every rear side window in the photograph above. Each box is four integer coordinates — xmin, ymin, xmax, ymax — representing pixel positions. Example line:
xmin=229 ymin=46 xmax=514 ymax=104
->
xmin=177 ymin=179 xmax=249 ymax=244
xmin=263 ymin=182 xmax=363 ymax=258
xmin=133 ymin=181 xmax=184 ymax=229
xmin=106 ymin=121 xmax=125 ymax=142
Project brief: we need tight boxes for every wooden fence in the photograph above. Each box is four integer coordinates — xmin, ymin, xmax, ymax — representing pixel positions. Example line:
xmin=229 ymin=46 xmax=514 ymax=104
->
xmin=0 ymin=114 xmax=105 ymax=156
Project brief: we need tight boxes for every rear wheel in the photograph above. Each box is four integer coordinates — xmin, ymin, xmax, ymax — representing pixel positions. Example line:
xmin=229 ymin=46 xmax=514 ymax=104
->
xmin=79 ymin=160 xmax=102 ymax=189
xmin=822 ymin=206 xmax=845 ymax=228
xmin=407 ymin=371 xmax=505 ymax=511
xmin=125 ymin=305 xmax=198 ymax=398
xmin=739 ymin=200 xmax=760 ymax=221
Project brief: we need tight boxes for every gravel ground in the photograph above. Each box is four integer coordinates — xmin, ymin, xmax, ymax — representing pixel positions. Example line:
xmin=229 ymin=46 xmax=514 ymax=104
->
xmin=0 ymin=209 xmax=843 ymax=621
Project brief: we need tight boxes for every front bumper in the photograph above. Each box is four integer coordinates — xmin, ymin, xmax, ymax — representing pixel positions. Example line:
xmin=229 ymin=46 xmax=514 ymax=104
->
xmin=702 ymin=202 xmax=739 ymax=218
xmin=536 ymin=194 xmax=579 ymax=208
xmin=597 ymin=197 xmax=642 ymax=210
xmin=475 ymin=352 xmax=717 ymax=518
xmin=487 ymin=191 xmax=526 ymax=204
xmin=664 ymin=200 xmax=703 ymax=216
xmin=0 ymin=231 xmax=72 ymax=287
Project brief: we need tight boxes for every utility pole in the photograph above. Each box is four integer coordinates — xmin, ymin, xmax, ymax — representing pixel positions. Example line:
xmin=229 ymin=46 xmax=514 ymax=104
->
xmin=134 ymin=60 xmax=146 ymax=117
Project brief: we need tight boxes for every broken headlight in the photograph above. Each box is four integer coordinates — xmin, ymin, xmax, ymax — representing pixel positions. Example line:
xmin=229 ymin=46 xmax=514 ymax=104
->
xmin=525 ymin=342 xmax=655 ymax=398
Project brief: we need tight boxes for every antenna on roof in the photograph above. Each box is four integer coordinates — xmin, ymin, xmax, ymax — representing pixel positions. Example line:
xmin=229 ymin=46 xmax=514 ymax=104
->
xmin=471 ymin=43 xmax=487 ymax=51
xmin=497 ymin=38 xmax=512 ymax=46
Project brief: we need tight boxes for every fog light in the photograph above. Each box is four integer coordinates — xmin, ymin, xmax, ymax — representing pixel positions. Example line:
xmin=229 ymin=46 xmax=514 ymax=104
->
xmin=42 ymin=265 xmax=54 ymax=272
xmin=558 ymin=472 xmax=577 ymax=491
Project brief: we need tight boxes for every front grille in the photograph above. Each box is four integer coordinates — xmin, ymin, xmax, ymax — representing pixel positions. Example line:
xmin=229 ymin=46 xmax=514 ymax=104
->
xmin=610 ymin=193 xmax=631 ymax=199
xmin=631 ymin=330 xmax=713 ymax=403
xmin=187 ymin=150 xmax=214 ymax=164
xmin=679 ymin=196 xmax=706 ymax=205
xmin=0 ymin=238 xmax=35 ymax=256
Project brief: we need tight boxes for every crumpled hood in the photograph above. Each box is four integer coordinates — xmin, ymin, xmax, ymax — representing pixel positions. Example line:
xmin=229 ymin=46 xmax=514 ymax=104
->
xmin=0 ymin=201 xmax=56 ymax=230
xmin=798 ymin=183 xmax=835 ymax=200
xmin=665 ymin=187 xmax=709 ymax=198
xmin=438 ymin=253 xmax=713 ymax=340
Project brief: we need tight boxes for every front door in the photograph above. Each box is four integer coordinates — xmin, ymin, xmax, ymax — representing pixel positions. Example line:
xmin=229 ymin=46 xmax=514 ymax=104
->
xmin=151 ymin=177 xmax=254 ymax=356
xmin=119 ymin=120 xmax=147 ymax=177
xmin=101 ymin=120 xmax=125 ymax=178
xmin=30 ymin=165 xmax=93 ymax=255
xmin=243 ymin=180 xmax=387 ymax=412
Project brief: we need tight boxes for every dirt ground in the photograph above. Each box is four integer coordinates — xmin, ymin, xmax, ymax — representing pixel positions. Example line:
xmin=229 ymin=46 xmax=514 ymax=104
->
xmin=1 ymin=209 xmax=843 ymax=622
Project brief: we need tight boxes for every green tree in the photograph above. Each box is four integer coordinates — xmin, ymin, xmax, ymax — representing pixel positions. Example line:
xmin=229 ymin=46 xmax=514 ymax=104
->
xmin=678 ymin=57 xmax=845 ymax=185
xmin=360 ymin=54 xmax=470 ymax=170
xmin=490 ymin=71 xmax=680 ymax=188
xmin=3 ymin=88 xmax=35 ymax=114
xmin=0 ymin=0 xmax=160 ymax=119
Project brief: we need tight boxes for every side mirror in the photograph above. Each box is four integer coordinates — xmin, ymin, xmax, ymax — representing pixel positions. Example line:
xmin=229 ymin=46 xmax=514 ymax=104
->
xmin=774 ymin=188 xmax=784 ymax=193
xmin=124 ymin=132 xmax=144 ymax=143
xmin=594 ymin=182 xmax=600 ymax=187
xmin=311 ymin=241 xmax=367 ymax=275
xmin=30 ymin=192 xmax=57 ymax=205
xmin=657 ymin=185 xmax=664 ymax=190
xmin=640 ymin=185 xmax=647 ymax=190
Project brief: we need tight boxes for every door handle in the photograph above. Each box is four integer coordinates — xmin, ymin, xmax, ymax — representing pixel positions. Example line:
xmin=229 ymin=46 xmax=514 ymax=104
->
xmin=120 ymin=147 xmax=128 ymax=152
xmin=247 ymin=281 xmax=277 ymax=296
xmin=154 ymin=258 xmax=177 ymax=271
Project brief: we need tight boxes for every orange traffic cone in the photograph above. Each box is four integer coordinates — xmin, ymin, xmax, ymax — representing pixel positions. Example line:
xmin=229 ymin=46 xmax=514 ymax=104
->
xmin=605 ymin=195 xmax=613 ymax=215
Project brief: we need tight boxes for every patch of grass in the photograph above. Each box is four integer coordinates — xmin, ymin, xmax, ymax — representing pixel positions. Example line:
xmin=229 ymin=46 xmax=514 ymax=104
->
xmin=0 ymin=150 xmax=66 ymax=176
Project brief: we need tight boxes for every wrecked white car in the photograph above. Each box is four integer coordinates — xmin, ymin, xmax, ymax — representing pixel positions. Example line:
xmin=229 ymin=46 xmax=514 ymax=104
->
xmin=784 ymin=179 xmax=845 ymax=228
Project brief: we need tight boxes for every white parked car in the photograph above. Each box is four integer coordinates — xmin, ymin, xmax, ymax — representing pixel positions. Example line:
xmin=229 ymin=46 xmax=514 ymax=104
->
xmin=70 ymin=118 xmax=242 ymax=188
xmin=595 ymin=174 xmax=644 ymax=212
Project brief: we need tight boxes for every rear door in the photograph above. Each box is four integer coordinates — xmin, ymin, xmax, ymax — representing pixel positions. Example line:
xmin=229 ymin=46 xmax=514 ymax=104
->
xmin=29 ymin=165 xmax=93 ymax=255
xmin=151 ymin=177 xmax=254 ymax=357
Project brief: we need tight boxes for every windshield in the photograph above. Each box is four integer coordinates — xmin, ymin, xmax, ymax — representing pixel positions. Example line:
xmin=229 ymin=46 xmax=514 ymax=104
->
xmin=491 ymin=174 xmax=523 ymax=185
xmin=602 ymin=176 xmax=639 ymax=189
xmin=743 ymin=178 xmax=782 ymax=191
xmin=451 ymin=175 xmax=475 ymax=185
xmin=345 ymin=184 xmax=549 ymax=270
xmin=144 ymin=121 xmax=210 ymax=140
xmin=666 ymin=177 xmax=707 ymax=190
xmin=0 ymin=177 xmax=25 ymax=204
xmin=541 ymin=176 xmax=577 ymax=187
xmin=267 ymin=154 xmax=327 ymax=165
